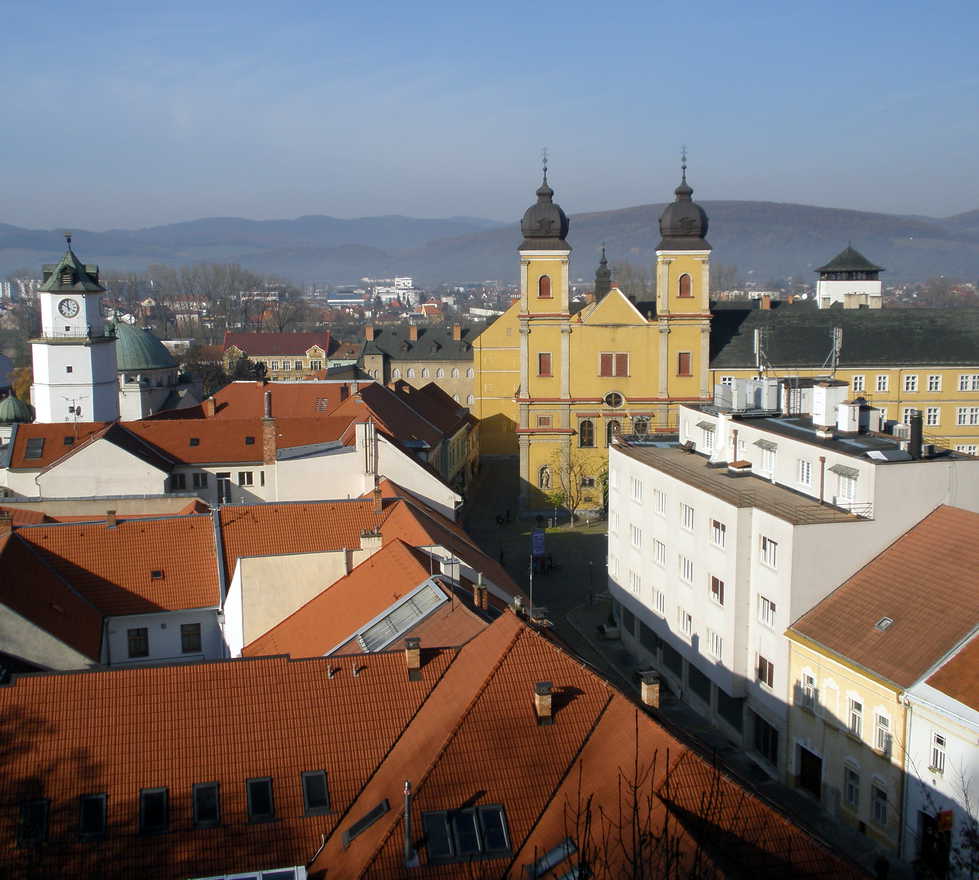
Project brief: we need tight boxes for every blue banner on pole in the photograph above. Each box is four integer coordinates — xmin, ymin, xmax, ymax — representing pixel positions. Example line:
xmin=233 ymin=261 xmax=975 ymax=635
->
xmin=531 ymin=529 xmax=545 ymax=558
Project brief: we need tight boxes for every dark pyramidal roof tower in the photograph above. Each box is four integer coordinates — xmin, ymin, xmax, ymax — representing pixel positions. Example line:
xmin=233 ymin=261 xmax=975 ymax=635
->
xmin=520 ymin=162 xmax=571 ymax=252
xmin=594 ymin=246 xmax=612 ymax=301
xmin=657 ymin=152 xmax=710 ymax=251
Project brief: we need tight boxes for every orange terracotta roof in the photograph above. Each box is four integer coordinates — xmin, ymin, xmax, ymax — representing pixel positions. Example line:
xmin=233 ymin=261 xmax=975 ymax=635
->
xmin=0 ymin=505 xmax=50 ymax=525
xmin=0 ymin=534 xmax=103 ymax=661
xmin=393 ymin=380 xmax=472 ymax=436
xmin=926 ymin=635 xmax=979 ymax=710
xmin=18 ymin=515 xmax=221 ymax=615
xmin=205 ymin=381 xmax=368 ymax=419
xmin=243 ymin=539 xmax=436 ymax=658
xmin=7 ymin=421 xmax=109 ymax=469
xmin=223 ymin=330 xmax=331 ymax=357
xmin=790 ymin=506 xmax=979 ymax=687
xmin=331 ymin=383 xmax=443 ymax=450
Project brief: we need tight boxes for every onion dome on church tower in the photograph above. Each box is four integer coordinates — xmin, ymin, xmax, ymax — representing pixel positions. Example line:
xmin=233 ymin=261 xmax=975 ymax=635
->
xmin=594 ymin=246 xmax=612 ymax=301
xmin=657 ymin=155 xmax=710 ymax=251
xmin=0 ymin=393 xmax=33 ymax=424
xmin=520 ymin=169 xmax=571 ymax=251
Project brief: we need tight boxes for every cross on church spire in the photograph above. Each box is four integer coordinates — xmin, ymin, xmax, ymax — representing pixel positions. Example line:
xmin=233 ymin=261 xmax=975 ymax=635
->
xmin=681 ymin=145 xmax=687 ymax=184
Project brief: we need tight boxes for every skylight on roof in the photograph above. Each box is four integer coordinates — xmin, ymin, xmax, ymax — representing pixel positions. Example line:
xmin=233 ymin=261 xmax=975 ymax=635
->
xmin=875 ymin=617 xmax=894 ymax=632
xmin=356 ymin=581 xmax=446 ymax=653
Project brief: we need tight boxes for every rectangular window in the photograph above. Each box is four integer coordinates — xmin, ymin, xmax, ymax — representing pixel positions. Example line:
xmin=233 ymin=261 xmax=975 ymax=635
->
xmin=701 ymin=425 xmax=715 ymax=453
xmin=801 ymin=672 xmax=817 ymax=710
xmin=710 ymin=519 xmax=726 ymax=548
xmin=301 ymin=770 xmax=331 ymax=815
xmin=844 ymin=767 xmax=860 ymax=809
xmin=17 ymin=799 xmax=49 ymax=847
xmin=628 ymin=569 xmax=641 ymax=594
xmin=537 ymin=352 xmax=552 ymax=377
xmin=238 ymin=471 xmax=254 ymax=486
xmin=630 ymin=476 xmax=643 ymax=502
xmin=677 ymin=606 xmax=693 ymax=636
xmin=719 ymin=375 xmax=735 ymax=386
xmin=957 ymin=407 xmax=979 ymax=426
xmin=709 ymin=575 xmax=725 ymax=606
xmin=654 ymin=589 xmax=666 ymax=615
xmin=797 ymin=459 xmax=812 ymax=486
xmin=760 ymin=536 xmax=778 ymax=568
xmin=757 ymin=655 xmax=774 ymax=688
xmin=876 ymin=374 xmax=889 ymax=392
xmin=193 ymin=782 xmax=220 ymax=828
xmin=422 ymin=805 xmax=511 ymax=863
xmin=926 ymin=407 xmax=940 ymax=426
xmin=180 ymin=623 xmax=202 ymax=654
xmin=680 ymin=503 xmax=694 ymax=531
xmin=127 ymin=627 xmax=149 ymax=658
xmin=654 ymin=488 xmax=667 ymax=516
xmin=247 ymin=777 xmax=275 ymax=822
xmin=171 ymin=473 xmax=187 ymax=491
xmin=848 ymin=698 xmax=863 ymax=738
xmin=192 ymin=472 xmax=208 ymax=489
xmin=139 ymin=788 xmax=168 ymax=835
xmin=875 ymin=714 xmax=892 ymax=755
xmin=654 ymin=539 xmax=667 ymax=567
xmin=707 ymin=628 xmax=723 ymax=658
xmin=270 ymin=360 xmax=279 ymax=370
xmin=871 ymin=785 xmax=888 ymax=826
xmin=931 ymin=732 xmax=947 ymax=772
xmin=928 ymin=374 xmax=942 ymax=392
xmin=851 ymin=375 xmax=865 ymax=392
xmin=758 ymin=595 xmax=776 ymax=628
xmin=677 ymin=352 xmax=692 ymax=377
xmin=959 ymin=374 xmax=979 ymax=391
xmin=536 ymin=415 xmax=552 ymax=427
xmin=753 ymin=713 xmax=779 ymax=765
xmin=79 ymin=794 xmax=107 ymax=837
xmin=310 ymin=360 xmax=322 ymax=371
xmin=630 ymin=524 xmax=642 ymax=549
xmin=904 ymin=374 xmax=918 ymax=392
xmin=956 ymin=444 xmax=978 ymax=455
xmin=679 ymin=554 xmax=694 ymax=583
xmin=294 ymin=360 xmax=302 ymax=370
xmin=599 ymin=353 xmax=629 ymax=377
xmin=902 ymin=407 xmax=916 ymax=424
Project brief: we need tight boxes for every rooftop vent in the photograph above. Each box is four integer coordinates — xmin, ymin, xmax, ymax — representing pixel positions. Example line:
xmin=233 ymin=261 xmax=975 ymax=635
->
xmin=404 ymin=637 xmax=421 ymax=681
xmin=534 ymin=681 xmax=553 ymax=726
xmin=875 ymin=617 xmax=894 ymax=632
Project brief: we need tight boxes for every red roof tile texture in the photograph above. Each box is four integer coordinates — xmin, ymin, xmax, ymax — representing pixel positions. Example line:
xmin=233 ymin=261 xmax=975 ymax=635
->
xmin=223 ymin=330 xmax=331 ymax=357
xmin=393 ymin=380 xmax=473 ymax=435
xmin=205 ymin=380 xmax=365 ymax=419
xmin=7 ymin=421 xmax=107 ymax=469
xmin=927 ymin=634 xmax=979 ymax=711
xmin=331 ymin=383 xmax=444 ymax=449
xmin=18 ymin=515 xmax=221 ymax=615
xmin=791 ymin=506 xmax=979 ymax=687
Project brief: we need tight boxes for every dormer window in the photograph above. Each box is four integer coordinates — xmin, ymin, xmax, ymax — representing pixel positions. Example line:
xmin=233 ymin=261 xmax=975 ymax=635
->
xmin=189 ymin=437 xmax=200 ymax=447
xmin=151 ymin=570 xmax=164 ymax=580
xmin=245 ymin=436 xmax=255 ymax=445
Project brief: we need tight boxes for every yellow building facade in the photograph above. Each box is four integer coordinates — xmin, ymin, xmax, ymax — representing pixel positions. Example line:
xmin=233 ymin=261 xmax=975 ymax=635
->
xmin=473 ymin=172 xmax=713 ymax=510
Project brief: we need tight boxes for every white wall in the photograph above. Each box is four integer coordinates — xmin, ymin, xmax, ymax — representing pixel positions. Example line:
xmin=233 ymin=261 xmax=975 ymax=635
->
xmin=37 ymin=437 xmax=168 ymax=499
xmin=274 ymin=446 xmax=369 ymax=503
xmin=376 ymin=434 xmax=460 ymax=520
xmin=102 ymin=608 xmax=223 ymax=665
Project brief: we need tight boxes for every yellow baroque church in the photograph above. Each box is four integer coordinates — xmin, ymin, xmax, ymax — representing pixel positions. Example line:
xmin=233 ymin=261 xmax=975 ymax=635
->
xmin=472 ymin=169 xmax=713 ymax=511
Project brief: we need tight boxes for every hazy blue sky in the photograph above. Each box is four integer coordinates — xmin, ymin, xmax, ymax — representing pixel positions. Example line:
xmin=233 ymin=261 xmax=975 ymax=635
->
xmin=5 ymin=0 xmax=979 ymax=228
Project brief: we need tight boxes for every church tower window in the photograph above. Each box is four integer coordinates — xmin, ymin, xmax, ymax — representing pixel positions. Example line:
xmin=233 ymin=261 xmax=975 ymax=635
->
xmin=538 ymin=275 xmax=552 ymax=299
xmin=678 ymin=274 xmax=692 ymax=298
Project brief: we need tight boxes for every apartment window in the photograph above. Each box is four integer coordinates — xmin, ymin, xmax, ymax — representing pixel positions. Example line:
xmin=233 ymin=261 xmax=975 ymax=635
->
xmin=139 ymin=788 xmax=169 ymax=835
xmin=628 ymin=569 xmax=641 ymax=594
xmin=630 ymin=476 xmax=643 ymax=502
xmin=293 ymin=360 xmax=302 ymax=370
xmin=838 ymin=472 xmax=857 ymax=501
xmin=654 ymin=488 xmax=667 ymax=516
xmin=238 ymin=471 xmax=254 ymax=486
xmin=719 ymin=375 xmax=735 ymax=386
xmin=537 ymin=352 xmax=552 ymax=377
xmin=578 ymin=419 xmax=595 ymax=448
xmin=193 ymin=782 xmax=220 ymax=828
xmin=170 ymin=473 xmax=187 ymax=491
xmin=871 ymin=785 xmax=888 ymax=826
xmin=606 ymin=419 xmax=621 ymax=446
xmin=758 ymin=595 xmax=776 ymax=628
xmin=801 ymin=672 xmax=817 ymax=710
xmin=876 ymin=374 xmax=889 ymax=392
xmin=435 ymin=367 xmax=445 ymax=378
xmin=956 ymin=444 xmax=978 ymax=455
xmin=957 ymin=406 xmax=979 ymax=426
xmin=757 ymin=655 xmax=774 ymax=688
xmin=760 ymin=536 xmax=778 ymax=568
xmin=680 ymin=503 xmax=694 ymax=531
xmin=902 ymin=407 xmax=916 ymax=424
xmin=710 ymin=519 xmax=726 ymax=548
xmin=677 ymin=351 xmax=692 ymax=377
xmin=536 ymin=415 xmax=552 ymax=428
xmin=421 ymin=368 xmax=431 ymax=379
xmin=679 ymin=554 xmax=694 ymax=583
xmin=928 ymin=374 xmax=942 ymax=392
xmin=301 ymin=771 xmax=331 ymax=815
xmin=931 ymin=732 xmax=947 ymax=772
xmin=677 ymin=607 xmax=693 ymax=636
xmin=270 ymin=361 xmax=280 ymax=370
xmin=180 ymin=623 xmax=202 ymax=654
xmin=128 ymin=627 xmax=149 ymax=659
xmin=851 ymin=375 xmax=865 ymax=392
xmin=797 ymin=458 xmax=812 ymax=486
xmin=654 ymin=539 xmax=667 ymax=567
xmin=707 ymin=629 xmax=723 ymax=658
xmin=848 ymin=698 xmax=863 ymax=738
xmin=310 ymin=360 xmax=322 ymax=371
xmin=538 ymin=275 xmax=552 ymax=298
xmin=959 ymin=373 xmax=979 ymax=391
xmin=701 ymin=424 xmax=715 ymax=453
xmin=451 ymin=368 xmax=461 ymax=379
xmin=246 ymin=778 xmax=275 ymax=823
xmin=904 ymin=374 xmax=918 ymax=392
xmin=926 ymin=407 xmax=940 ymax=427
xmin=654 ymin=589 xmax=666 ymax=615
xmin=678 ymin=273 xmax=692 ymax=298
xmin=599 ymin=352 xmax=629 ymax=377
xmin=581 ymin=476 xmax=595 ymax=488
xmin=753 ymin=714 xmax=779 ymax=765
xmin=875 ymin=714 xmax=892 ymax=755
xmin=392 ymin=368 xmax=401 ymax=379
xmin=79 ymin=794 xmax=107 ymax=837
xmin=17 ymin=799 xmax=49 ymax=847
xmin=709 ymin=575 xmax=725 ymax=606
xmin=422 ymin=805 xmax=511 ymax=864
xmin=192 ymin=472 xmax=208 ymax=489
xmin=467 ymin=367 xmax=475 ymax=378
xmin=630 ymin=524 xmax=642 ymax=549
xmin=844 ymin=767 xmax=860 ymax=809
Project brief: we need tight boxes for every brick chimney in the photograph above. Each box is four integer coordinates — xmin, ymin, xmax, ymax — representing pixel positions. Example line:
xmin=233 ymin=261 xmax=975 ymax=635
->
xmin=105 ymin=509 xmax=117 ymax=529
xmin=760 ymin=294 xmax=771 ymax=311
xmin=0 ymin=511 xmax=12 ymax=538
xmin=365 ymin=325 xmax=375 ymax=341
xmin=534 ymin=682 xmax=553 ymax=726
xmin=262 ymin=391 xmax=277 ymax=465
xmin=404 ymin=637 xmax=422 ymax=681
xmin=473 ymin=572 xmax=489 ymax=610
xmin=451 ymin=323 xmax=461 ymax=342
xmin=202 ymin=397 xmax=216 ymax=418
xmin=641 ymin=672 xmax=661 ymax=709
xmin=359 ymin=528 xmax=383 ymax=556
xmin=372 ymin=482 xmax=383 ymax=514
xmin=408 ymin=324 xmax=418 ymax=342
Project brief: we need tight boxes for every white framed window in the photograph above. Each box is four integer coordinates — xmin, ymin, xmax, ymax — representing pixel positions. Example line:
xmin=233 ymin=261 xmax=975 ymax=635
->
xmin=654 ymin=589 xmax=666 ymax=615
xmin=628 ymin=569 xmax=641 ymax=594
xmin=871 ymin=784 xmax=888 ymax=826
xmin=630 ymin=524 xmax=642 ymax=549
xmin=392 ymin=368 xmax=402 ymax=379
xmin=848 ymin=698 xmax=863 ymax=738
xmin=677 ymin=606 xmax=693 ymax=636
xmin=928 ymin=374 xmax=942 ymax=392
xmin=757 ymin=655 xmax=774 ymax=688
xmin=709 ymin=575 xmax=725 ymax=606
xmin=957 ymin=406 xmax=979 ymax=426
xmin=844 ymin=766 xmax=860 ymax=809
xmin=654 ymin=488 xmax=667 ymax=516
xmin=680 ymin=503 xmax=695 ymax=531
xmin=801 ymin=672 xmax=817 ymax=710
xmin=406 ymin=368 xmax=416 ymax=379
xmin=270 ymin=360 xmax=280 ymax=370
xmin=707 ymin=629 xmax=723 ymax=658
xmin=630 ymin=476 xmax=643 ymax=502
xmin=760 ymin=536 xmax=778 ymax=568
xmin=926 ymin=407 xmax=940 ymax=426
xmin=701 ymin=426 xmax=715 ymax=453
xmin=959 ymin=374 xmax=979 ymax=391
xmin=876 ymin=374 xmax=889 ymax=392
xmin=421 ymin=367 xmax=430 ymax=379
xmin=797 ymin=459 xmax=812 ymax=486
xmin=851 ymin=374 xmax=865 ymax=393
xmin=955 ymin=444 xmax=978 ymax=455
xmin=719 ymin=375 xmax=735 ymax=386
xmin=679 ymin=554 xmax=694 ymax=584
xmin=436 ymin=367 xmax=445 ymax=378
xmin=904 ymin=374 xmax=918 ymax=392
xmin=931 ymin=732 xmax=946 ymax=773
xmin=758 ymin=595 xmax=776 ymax=627
xmin=760 ymin=446 xmax=776 ymax=473
xmin=902 ymin=407 xmax=916 ymax=424
xmin=710 ymin=519 xmax=726 ymax=548
xmin=838 ymin=473 xmax=857 ymax=502
xmin=875 ymin=714 xmax=891 ymax=755
xmin=654 ymin=539 xmax=667 ymax=567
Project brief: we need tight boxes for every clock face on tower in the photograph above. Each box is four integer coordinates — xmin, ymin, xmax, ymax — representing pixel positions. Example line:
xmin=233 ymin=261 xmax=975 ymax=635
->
xmin=58 ymin=298 xmax=80 ymax=318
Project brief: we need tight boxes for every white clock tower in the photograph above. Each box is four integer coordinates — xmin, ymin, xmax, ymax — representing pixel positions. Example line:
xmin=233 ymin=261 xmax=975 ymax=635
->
xmin=30 ymin=235 xmax=119 ymax=423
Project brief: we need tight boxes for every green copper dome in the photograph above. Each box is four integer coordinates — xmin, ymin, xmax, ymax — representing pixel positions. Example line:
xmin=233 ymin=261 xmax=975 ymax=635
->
xmin=111 ymin=321 xmax=177 ymax=371
xmin=0 ymin=394 xmax=33 ymax=424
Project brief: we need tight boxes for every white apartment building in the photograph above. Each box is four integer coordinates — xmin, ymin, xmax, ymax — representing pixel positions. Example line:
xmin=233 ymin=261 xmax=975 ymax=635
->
xmin=606 ymin=379 xmax=979 ymax=777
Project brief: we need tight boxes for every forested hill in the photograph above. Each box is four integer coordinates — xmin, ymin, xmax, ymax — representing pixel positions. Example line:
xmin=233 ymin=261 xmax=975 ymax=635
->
xmin=3 ymin=202 xmax=978 ymax=283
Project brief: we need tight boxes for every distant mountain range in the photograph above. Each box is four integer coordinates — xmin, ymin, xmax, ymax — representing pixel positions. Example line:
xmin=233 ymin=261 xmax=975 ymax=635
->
xmin=4 ymin=203 xmax=979 ymax=284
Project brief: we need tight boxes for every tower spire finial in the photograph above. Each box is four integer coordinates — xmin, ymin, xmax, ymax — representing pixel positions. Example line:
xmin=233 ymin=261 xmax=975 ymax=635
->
xmin=541 ymin=147 xmax=548 ymax=185
xmin=681 ymin=145 xmax=687 ymax=184
xmin=64 ymin=231 xmax=73 ymax=250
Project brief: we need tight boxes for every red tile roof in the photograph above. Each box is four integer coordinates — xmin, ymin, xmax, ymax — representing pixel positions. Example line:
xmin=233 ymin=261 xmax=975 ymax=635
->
xmin=204 ymin=380 xmax=368 ymax=419
xmin=18 ymin=515 xmax=221 ymax=615
xmin=790 ymin=506 xmax=979 ymax=687
xmin=331 ymin=383 xmax=444 ymax=450
xmin=393 ymin=380 xmax=473 ymax=435
xmin=926 ymin=634 xmax=979 ymax=711
xmin=223 ymin=330 xmax=332 ymax=357
xmin=7 ymin=421 xmax=108 ymax=469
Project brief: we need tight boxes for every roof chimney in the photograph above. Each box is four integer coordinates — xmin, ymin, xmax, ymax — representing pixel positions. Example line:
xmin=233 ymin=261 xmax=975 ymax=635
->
xmin=534 ymin=681 xmax=553 ymax=726
xmin=372 ymin=481 xmax=383 ymax=514
xmin=760 ymin=295 xmax=771 ymax=310
xmin=404 ymin=637 xmax=422 ymax=681
xmin=909 ymin=409 xmax=923 ymax=460
xmin=263 ymin=390 xmax=272 ymax=420
xmin=408 ymin=324 xmax=418 ymax=342
xmin=365 ymin=325 xmax=375 ymax=341
xmin=359 ymin=528 xmax=382 ymax=556
xmin=641 ymin=672 xmax=661 ymax=709
xmin=451 ymin=323 xmax=461 ymax=342
xmin=475 ymin=572 xmax=489 ymax=610
xmin=105 ymin=509 xmax=117 ymax=529
xmin=262 ymin=393 xmax=277 ymax=465
xmin=202 ymin=397 xmax=216 ymax=418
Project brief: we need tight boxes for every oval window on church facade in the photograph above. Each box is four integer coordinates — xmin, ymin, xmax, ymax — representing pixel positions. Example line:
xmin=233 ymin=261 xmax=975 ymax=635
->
xmin=678 ymin=273 xmax=692 ymax=298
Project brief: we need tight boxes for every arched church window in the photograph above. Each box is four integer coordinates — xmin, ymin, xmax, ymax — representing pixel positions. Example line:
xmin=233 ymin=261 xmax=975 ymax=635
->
xmin=421 ymin=367 xmax=430 ymax=379
xmin=392 ymin=368 xmax=401 ymax=379
xmin=606 ymin=420 xmax=621 ymax=446
xmin=678 ymin=273 xmax=692 ymax=298
xmin=466 ymin=394 xmax=474 ymax=406
xmin=451 ymin=367 xmax=460 ymax=379
xmin=539 ymin=465 xmax=551 ymax=489
xmin=406 ymin=368 xmax=415 ymax=379
xmin=436 ymin=368 xmax=445 ymax=378
xmin=579 ymin=419 xmax=595 ymax=448
xmin=538 ymin=275 xmax=552 ymax=299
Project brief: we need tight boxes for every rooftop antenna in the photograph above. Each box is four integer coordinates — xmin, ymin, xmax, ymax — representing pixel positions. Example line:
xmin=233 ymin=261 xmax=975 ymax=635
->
xmin=821 ymin=326 xmax=844 ymax=376
xmin=753 ymin=328 xmax=771 ymax=374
